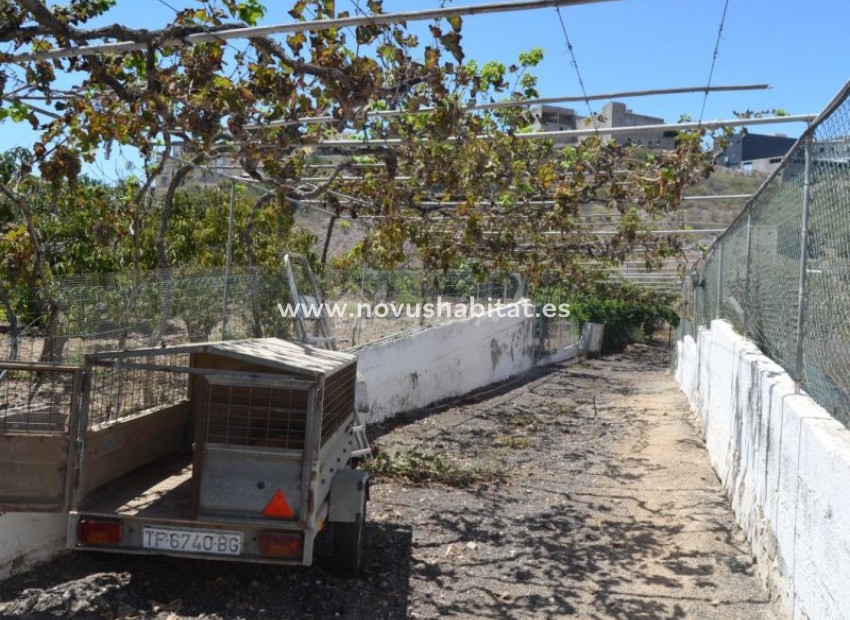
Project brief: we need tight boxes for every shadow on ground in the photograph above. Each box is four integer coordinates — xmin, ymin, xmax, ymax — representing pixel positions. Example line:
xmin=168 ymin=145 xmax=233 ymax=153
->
xmin=0 ymin=522 xmax=412 ymax=619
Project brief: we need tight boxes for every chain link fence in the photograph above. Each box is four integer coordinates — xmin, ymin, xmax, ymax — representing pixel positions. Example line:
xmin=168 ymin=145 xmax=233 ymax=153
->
xmin=0 ymin=265 xmax=533 ymax=365
xmin=1 ymin=267 xmax=290 ymax=365
xmin=683 ymin=82 xmax=850 ymax=427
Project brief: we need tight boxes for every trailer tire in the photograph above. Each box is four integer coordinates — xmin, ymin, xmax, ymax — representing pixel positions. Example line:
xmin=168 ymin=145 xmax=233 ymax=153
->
xmin=332 ymin=506 xmax=366 ymax=577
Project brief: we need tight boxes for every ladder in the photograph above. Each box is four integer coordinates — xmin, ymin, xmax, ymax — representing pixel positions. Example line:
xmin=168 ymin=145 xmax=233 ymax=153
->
xmin=284 ymin=255 xmax=370 ymax=458
xmin=284 ymin=254 xmax=337 ymax=351
xmin=350 ymin=410 xmax=372 ymax=459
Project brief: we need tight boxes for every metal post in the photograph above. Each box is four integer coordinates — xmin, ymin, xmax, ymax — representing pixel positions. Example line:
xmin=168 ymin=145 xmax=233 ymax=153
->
xmin=222 ymin=182 xmax=236 ymax=340
xmin=743 ymin=211 xmax=753 ymax=334
xmin=794 ymin=134 xmax=814 ymax=393
xmin=693 ymin=275 xmax=698 ymax=333
xmin=715 ymin=244 xmax=723 ymax=320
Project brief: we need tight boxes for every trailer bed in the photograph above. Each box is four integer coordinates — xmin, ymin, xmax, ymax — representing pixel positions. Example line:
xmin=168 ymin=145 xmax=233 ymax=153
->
xmin=82 ymin=453 xmax=193 ymax=519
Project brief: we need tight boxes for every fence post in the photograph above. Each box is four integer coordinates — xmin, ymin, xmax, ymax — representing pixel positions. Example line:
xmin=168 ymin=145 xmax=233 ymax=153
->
xmin=742 ymin=211 xmax=752 ymax=334
xmin=794 ymin=133 xmax=814 ymax=393
xmin=221 ymin=181 xmax=236 ymax=339
xmin=715 ymin=244 xmax=723 ymax=320
xmin=693 ymin=274 xmax=698 ymax=333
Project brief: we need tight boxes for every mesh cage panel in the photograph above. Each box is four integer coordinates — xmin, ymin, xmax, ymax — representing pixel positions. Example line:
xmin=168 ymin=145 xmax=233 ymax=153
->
xmin=87 ymin=353 xmax=190 ymax=428
xmin=0 ymin=366 xmax=77 ymax=434
xmin=320 ymin=364 xmax=357 ymax=445
xmin=205 ymin=383 xmax=309 ymax=450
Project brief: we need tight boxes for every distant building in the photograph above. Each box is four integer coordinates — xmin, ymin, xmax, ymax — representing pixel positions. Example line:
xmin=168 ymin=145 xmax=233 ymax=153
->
xmin=531 ymin=101 xmax=677 ymax=150
xmin=595 ymin=102 xmax=677 ymax=150
xmin=719 ymin=133 xmax=797 ymax=175
xmin=530 ymin=104 xmax=581 ymax=144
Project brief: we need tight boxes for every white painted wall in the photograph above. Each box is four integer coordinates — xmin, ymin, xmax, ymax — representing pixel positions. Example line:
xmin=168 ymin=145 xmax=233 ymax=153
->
xmin=677 ymin=320 xmax=850 ymax=620
xmin=0 ymin=513 xmax=67 ymax=580
xmin=355 ymin=300 xmax=539 ymax=423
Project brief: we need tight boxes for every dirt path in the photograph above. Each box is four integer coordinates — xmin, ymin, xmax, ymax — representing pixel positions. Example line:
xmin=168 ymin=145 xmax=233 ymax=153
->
xmin=370 ymin=343 xmax=776 ymax=619
xmin=0 ymin=343 xmax=776 ymax=619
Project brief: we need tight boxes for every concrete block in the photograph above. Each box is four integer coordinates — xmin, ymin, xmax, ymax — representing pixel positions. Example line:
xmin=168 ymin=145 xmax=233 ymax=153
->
xmin=677 ymin=319 xmax=850 ymax=620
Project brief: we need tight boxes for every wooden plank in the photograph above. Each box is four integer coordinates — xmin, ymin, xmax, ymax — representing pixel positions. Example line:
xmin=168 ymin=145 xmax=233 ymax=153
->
xmin=87 ymin=338 xmax=356 ymax=376
xmin=0 ymin=435 xmax=67 ymax=510
xmin=190 ymin=378 xmax=209 ymax=520
xmin=193 ymin=351 xmax=301 ymax=375
xmin=83 ymin=402 xmax=191 ymax=496
xmin=209 ymin=339 xmax=355 ymax=375
xmin=0 ymin=434 xmax=67 ymax=461
xmin=0 ymin=462 xmax=66 ymax=494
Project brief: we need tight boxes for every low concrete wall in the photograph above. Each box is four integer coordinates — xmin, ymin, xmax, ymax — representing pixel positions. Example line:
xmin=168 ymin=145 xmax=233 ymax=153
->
xmin=355 ymin=300 xmax=539 ymax=423
xmin=0 ymin=513 xmax=67 ymax=580
xmin=677 ymin=320 xmax=850 ymax=619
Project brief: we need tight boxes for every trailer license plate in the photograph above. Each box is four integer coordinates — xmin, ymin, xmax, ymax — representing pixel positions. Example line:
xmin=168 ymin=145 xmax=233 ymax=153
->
xmin=142 ymin=526 xmax=243 ymax=556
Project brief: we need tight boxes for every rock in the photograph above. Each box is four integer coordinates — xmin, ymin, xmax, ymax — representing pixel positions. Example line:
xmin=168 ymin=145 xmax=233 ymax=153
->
xmin=17 ymin=594 xmax=38 ymax=613
xmin=69 ymin=599 xmax=89 ymax=616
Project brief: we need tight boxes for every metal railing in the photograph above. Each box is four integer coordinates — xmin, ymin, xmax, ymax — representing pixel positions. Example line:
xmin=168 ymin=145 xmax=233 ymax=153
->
xmin=681 ymin=81 xmax=850 ymax=427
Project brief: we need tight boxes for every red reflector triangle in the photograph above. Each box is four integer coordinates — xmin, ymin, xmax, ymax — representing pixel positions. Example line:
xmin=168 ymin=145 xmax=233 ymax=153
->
xmin=263 ymin=489 xmax=295 ymax=519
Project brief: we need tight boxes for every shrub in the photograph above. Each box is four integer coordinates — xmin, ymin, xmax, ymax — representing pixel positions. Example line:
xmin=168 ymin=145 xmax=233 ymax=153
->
xmin=569 ymin=288 xmax=679 ymax=353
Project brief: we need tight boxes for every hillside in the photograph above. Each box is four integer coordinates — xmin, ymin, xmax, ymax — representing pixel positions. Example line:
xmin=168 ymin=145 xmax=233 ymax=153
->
xmin=682 ymin=167 xmax=768 ymax=227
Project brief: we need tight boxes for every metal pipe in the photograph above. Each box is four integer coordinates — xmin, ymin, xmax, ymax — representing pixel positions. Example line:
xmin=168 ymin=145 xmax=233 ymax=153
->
xmin=692 ymin=272 xmax=698 ymax=332
xmin=315 ymin=114 xmax=816 ymax=147
xmin=249 ymin=83 xmax=771 ymax=129
xmin=794 ymin=133 xmax=814 ymax=392
xmin=471 ymin=228 xmax=724 ymax=235
xmin=9 ymin=0 xmax=621 ymax=63
xmin=682 ymin=194 xmax=753 ymax=201
xmin=298 ymin=196 xmax=752 ymax=208
xmin=715 ymin=244 xmax=723 ymax=320
xmin=743 ymin=211 xmax=753 ymax=334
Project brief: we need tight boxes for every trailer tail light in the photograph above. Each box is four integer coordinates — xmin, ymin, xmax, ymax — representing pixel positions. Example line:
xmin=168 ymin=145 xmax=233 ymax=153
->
xmin=79 ymin=519 xmax=122 ymax=545
xmin=259 ymin=531 xmax=302 ymax=559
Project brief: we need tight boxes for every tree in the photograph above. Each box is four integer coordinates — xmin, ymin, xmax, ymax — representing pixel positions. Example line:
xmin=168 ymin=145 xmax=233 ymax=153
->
xmin=0 ymin=0 xmax=727 ymax=300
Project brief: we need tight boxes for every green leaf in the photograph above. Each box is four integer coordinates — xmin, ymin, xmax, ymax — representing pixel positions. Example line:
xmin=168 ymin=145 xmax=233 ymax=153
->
xmin=518 ymin=47 xmax=544 ymax=67
xmin=8 ymin=101 xmax=31 ymax=123
xmin=236 ymin=1 xmax=265 ymax=26
xmin=287 ymin=31 xmax=307 ymax=54
xmin=288 ymin=0 xmax=307 ymax=20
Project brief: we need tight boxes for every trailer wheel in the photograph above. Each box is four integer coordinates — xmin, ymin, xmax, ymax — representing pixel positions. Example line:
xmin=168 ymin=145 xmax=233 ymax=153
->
xmin=332 ymin=505 xmax=366 ymax=577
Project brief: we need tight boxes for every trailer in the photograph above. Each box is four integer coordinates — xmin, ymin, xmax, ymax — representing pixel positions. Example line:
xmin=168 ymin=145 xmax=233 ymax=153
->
xmin=0 ymin=338 xmax=371 ymax=575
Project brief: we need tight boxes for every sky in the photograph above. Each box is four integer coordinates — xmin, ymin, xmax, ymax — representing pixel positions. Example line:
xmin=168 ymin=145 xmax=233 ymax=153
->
xmin=2 ymin=0 xmax=848 ymax=181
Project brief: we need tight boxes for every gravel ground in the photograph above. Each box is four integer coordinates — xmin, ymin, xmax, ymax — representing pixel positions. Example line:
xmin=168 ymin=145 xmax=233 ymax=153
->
xmin=0 ymin=343 xmax=777 ymax=619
